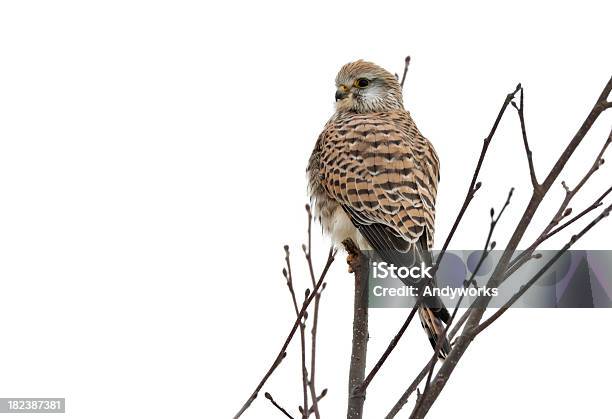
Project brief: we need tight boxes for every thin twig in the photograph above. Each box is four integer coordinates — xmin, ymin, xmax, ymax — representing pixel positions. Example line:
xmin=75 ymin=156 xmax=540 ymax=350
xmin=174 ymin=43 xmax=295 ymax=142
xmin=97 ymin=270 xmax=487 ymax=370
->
xmin=385 ymin=307 xmax=471 ymax=418
xmin=475 ymin=202 xmax=612 ymax=334
xmin=543 ymin=185 xmax=612 ymax=241
xmin=233 ymin=247 xmax=336 ymax=419
xmin=507 ymin=128 xmax=612 ymax=275
xmin=408 ymin=75 xmax=612 ymax=419
xmin=411 ymin=189 xmax=514 ymax=419
xmin=283 ymin=246 xmax=309 ymax=418
xmin=433 ymin=83 xmax=521 ymax=275
xmin=303 ymin=204 xmax=322 ymax=419
xmin=512 ymin=87 xmax=540 ymax=189
xmin=306 ymin=389 xmax=328 ymax=417
xmin=400 ymin=56 xmax=411 ymax=89
xmin=265 ymin=393 xmax=296 ymax=419
xmin=387 ymin=252 xmax=539 ymax=418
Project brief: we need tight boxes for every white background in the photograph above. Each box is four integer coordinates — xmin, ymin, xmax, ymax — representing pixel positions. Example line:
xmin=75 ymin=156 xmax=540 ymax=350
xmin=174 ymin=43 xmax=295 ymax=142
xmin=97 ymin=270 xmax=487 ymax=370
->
xmin=0 ymin=1 xmax=611 ymax=418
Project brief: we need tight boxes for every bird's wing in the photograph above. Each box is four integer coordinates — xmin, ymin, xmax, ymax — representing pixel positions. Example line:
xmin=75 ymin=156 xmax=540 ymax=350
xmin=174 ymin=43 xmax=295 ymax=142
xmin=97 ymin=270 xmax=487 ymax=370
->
xmin=319 ymin=110 xmax=439 ymax=252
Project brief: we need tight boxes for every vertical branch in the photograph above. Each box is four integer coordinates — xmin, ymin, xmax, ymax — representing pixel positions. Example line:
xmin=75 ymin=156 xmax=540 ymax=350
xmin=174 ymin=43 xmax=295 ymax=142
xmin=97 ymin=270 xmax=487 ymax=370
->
xmin=512 ymin=87 xmax=540 ymax=189
xmin=303 ymin=204 xmax=323 ymax=419
xmin=283 ymin=247 xmax=309 ymax=418
xmin=343 ymin=239 xmax=369 ymax=419
xmin=308 ymin=290 xmax=322 ymax=419
xmin=400 ymin=56 xmax=411 ymax=89
xmin=299 ymin=291 xmax=310 ymax=418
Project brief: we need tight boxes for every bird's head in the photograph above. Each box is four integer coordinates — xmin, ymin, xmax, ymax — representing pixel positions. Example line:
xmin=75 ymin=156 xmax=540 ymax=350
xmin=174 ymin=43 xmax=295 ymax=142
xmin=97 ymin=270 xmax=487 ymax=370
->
xmin=334 ymin=60 xmax=404 ymax=113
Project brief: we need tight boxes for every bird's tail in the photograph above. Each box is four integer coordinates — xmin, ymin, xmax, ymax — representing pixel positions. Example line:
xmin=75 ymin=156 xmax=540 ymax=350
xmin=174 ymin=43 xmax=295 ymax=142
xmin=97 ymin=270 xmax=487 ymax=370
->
xmin=418 ymin=304 xmax=451 ymax=359
xmin=412 ymin=235 xmax=451 ymax=359
xmin=362 ymin=228 xmax=452 ymax=359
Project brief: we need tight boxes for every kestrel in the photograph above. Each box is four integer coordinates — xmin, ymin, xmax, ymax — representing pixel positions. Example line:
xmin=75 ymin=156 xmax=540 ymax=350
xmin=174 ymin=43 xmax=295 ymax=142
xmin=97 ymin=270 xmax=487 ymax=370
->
xmin=307 ymin=60 xmax=450 ymax=358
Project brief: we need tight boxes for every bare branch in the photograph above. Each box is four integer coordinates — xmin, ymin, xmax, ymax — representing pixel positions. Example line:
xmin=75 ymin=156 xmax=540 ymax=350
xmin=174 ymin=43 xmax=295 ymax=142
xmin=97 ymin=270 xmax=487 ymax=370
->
xmin=564 ymin=129 xmax=610 ymax=196
xmin=283 ymin=246 xmax=309 ymax=418
xmin=385 ymin=86 xmax=520 ymax=416
xmin=406 ymin=74 xmax=612 ymax=419
xmin=387 ymin=188 xmax=513 ymax=418
xmin=410 ymin=188 xmax=514 ymax=419
xmin=303 ymin=204 xmax=322 ymax=419
xmin=511 ymin=87 xmax=540 ymax=189
xmin=433 ymin=83 xmax=521 ymax=275
xmin=233 ymin=247 xmax=336 ymax=419
xmin=475 ymin=201 xmax=612 ymax=334
xmin=385 ymin=307 xmax=471 ymax=418
xmin=306 ymin=389 xmax=328 ymax=417
xmin=385 ymin=363 xmax=429 ymax=419
xmin=507 ymin=128 xmax=612 ymax=274
xmin=234 ymin=352 xmax=287 ymax=419
xmin=400 ymin=56 xmax=411 ymax=89
xmin=344 ymin=239 xmax=369 ymax=419
xmin=265 ymin=392 xmax=296 ymax=419
xmin=544 ymin=185 xmax=612 ymax=238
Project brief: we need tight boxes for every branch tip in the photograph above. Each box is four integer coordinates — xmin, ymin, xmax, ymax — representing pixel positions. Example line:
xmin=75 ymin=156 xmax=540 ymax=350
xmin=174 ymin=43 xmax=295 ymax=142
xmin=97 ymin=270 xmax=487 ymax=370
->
xmin=399 ymin=55 xmax=412 ymax=89
xmin=561 ymin=180 xmax=570 ymax=193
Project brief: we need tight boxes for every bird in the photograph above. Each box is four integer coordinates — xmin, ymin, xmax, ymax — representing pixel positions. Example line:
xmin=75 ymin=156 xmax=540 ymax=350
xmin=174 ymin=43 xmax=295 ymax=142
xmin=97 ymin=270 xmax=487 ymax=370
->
xmin=307 ymin=60 xmax=451 ymax=358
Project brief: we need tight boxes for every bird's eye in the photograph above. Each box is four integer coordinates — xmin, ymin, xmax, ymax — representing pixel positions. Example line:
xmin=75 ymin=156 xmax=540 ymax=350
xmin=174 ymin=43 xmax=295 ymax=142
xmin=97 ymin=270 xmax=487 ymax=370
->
xmin=354 ymin=78 xmax=370 ymax=88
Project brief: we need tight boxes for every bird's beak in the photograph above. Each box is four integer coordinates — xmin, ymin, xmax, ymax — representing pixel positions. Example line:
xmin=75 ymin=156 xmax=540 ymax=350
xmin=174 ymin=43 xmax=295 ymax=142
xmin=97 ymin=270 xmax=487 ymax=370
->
xmin=335 ymin=84 xmax=349 ymax=101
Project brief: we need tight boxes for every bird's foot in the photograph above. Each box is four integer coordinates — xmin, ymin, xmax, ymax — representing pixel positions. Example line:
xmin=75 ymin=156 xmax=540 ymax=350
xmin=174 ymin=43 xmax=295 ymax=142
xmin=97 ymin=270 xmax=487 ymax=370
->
xmin=342 ymin=239 xmax=361 ymax=274
xmin=346 ymin=252 xmax=356 ymax=273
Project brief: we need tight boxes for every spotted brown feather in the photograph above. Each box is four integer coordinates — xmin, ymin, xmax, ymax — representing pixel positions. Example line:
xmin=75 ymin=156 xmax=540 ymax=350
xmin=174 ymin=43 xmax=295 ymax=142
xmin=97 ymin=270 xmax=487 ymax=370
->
xmin=309 ymin=110 xmax=439 ymax=251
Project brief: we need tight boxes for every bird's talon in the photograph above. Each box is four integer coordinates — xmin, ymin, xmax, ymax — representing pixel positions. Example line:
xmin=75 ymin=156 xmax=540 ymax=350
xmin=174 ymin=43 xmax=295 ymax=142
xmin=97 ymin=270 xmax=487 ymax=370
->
xmin=346 ymin=253 xmax=356 ymax=273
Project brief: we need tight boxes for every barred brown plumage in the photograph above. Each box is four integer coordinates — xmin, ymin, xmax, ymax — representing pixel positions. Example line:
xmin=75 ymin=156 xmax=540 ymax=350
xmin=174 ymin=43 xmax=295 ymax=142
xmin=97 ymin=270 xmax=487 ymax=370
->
xmin=311 ymin=111 xmax=439 ymax=247
xmin=307 ymin=60 xmax=450 ymax=358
